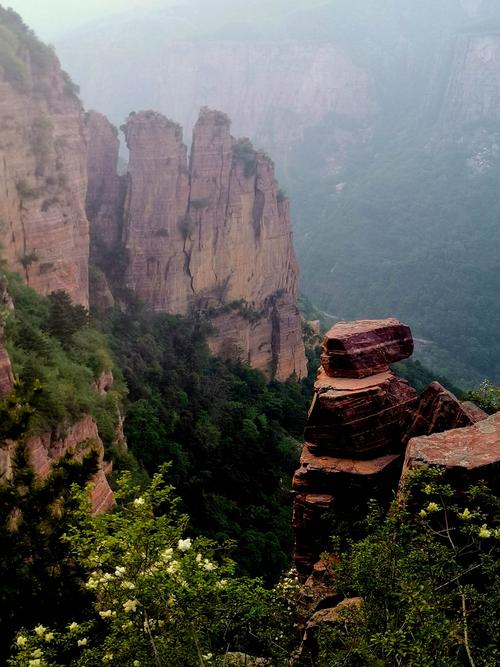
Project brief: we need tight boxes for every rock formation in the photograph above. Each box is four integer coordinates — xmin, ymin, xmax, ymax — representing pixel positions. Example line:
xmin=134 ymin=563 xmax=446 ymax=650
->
xmin=0 ymin=8 xmax=89 ymax=305
xmin=402 ymin=411 xmax=500 ymax=493
xmin=293 ymin=318 xmax=491 ymax=580
xmin=25 ymin=414 xmax=114 ymax=514
xmin=87 ymin=107 xmax=307 ymax=380
xmin=293 ymin=319 xmax=417 ymax=578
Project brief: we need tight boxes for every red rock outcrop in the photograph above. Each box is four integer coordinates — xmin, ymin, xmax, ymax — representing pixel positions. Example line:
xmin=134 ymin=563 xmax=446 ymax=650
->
xmin=401 ymin=411 xmax=500 ymax=493
xmin=87 ymin=107 xmax=306 ymax=380
xmin=321 ymin=319 xmax=414 ymax=378
xmin=293 ymin=319 xmax=417 ymax=577
xmin=403 ymin=381 xmax=487 ymax=445
xmin=0 ymin=9 xmax=89 ymax=305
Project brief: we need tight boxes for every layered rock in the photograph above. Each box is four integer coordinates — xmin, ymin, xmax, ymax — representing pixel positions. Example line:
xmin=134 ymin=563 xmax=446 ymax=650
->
xmin=87 ymin=107 xmax=306 ymax=380
xmin=0 ymin=9 xmax=89 ymax=305
xmin=320 ymin=319 xmax=414 ymax=379
xmin=402 ymin=411 xmax=500 ymax=493
xmin=0 ymin=342 xmax=14 ymax=398
xmin=293 ymin=319 xmax=416 ymax=577
xmin=403 ymin=381 xmax=487 ymax=445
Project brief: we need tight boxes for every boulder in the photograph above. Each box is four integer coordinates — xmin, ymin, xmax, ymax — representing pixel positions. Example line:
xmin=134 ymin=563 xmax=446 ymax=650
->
xmin=403 ymin=381 xmax=487 ymax=445
xmin=402 ymin=411 xmax=500 ymax=493
xmin=321 ymin=318 xmax=413 ymax=378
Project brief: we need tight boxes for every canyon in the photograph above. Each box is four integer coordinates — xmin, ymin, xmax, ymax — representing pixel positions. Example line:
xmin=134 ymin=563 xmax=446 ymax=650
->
xmin=55 ymin=0 xmax=500 ymax=386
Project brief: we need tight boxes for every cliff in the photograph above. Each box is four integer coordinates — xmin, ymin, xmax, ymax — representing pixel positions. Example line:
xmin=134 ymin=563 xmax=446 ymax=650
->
xmin=0 ymin=8 xmax=89 ymax=305
xmin=88 ymin=108 xmax=307 ymax=380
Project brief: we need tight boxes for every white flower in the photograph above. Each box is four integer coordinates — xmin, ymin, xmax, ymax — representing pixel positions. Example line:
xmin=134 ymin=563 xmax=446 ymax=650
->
xmin=460 ymin=508 xmax=472 ymax=521
xmin=34 ymin=625 xmax=47 ymax=637
xmin=68 ymin=622 xmax=80 ymax=632
xmin=177 ymin=537 xmax=192 ymax=552
xmin=196 ymin=553 xmax=202 ymax=564
xmin=103 ymin=572 xmax=113 ymax=581
xmin=28 ymin=660 xmax=41 ymax=667
xmin=202 ymin=559 xmax=216 ymax=572
xmin=44 ymin=632 xmax=54 ymax=642
xmin=202 ymin=654 xmax=213 ymax=661
xmin=121 ymin=621 xmax=133 ymax=630
xmin=133 ymin=497 xmax=145 ymax=506
xmin=427 ymin=502 xmax=439 ymax=512
xmin=216 ymin=579 xmax=228 ymax=589
xmin=16 ymin=635 xmax=28 ymax=647
xmin=85 ymin=577 xmax=99 ymax=590
xmin=77 ymin=638 xmax=88 ymax=647
xmin=120 ymin=580 xmax=136 ymax=590
xmin=103 ymin=653 xmax=114 ymax=662
xmin=115 ymin=566 xmax=126 ymax=578
xmin=123 ymin=599 xmax=139 ymax=613
xmin=99 ymin=610 xmax=113 ymax=618
xmin=31 ymin=649 xmax=43 ymax=658
xmin=160 ymin=547 xmax=173 ymax=562
xmin=166 ymin=561 xmax=180 ymax=575
xmin=133 ymin=661 xmax=140 ymax=666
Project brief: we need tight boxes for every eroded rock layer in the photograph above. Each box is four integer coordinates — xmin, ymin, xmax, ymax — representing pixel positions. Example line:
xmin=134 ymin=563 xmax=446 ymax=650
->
xmin=0 ymin=11 xmax=89 ymax=305
xmin=292 ymin=317 xmax=492 ymax=578
xmin=321 ymin=319 xmax=414 ymax=378
xmin=87 ymin=107 xmax=306 ymax=380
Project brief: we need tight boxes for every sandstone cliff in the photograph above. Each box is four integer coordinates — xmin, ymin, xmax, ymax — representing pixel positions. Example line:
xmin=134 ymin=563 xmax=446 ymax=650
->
xmin=0 ymin=8 xmax=89 ymax=305
xmin=87 ymin=108 xmax=307 ymax=380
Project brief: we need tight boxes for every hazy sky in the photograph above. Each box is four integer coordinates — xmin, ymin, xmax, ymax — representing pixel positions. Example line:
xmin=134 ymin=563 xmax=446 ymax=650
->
xmin=5 ymin=0 xmax=162 ymax=38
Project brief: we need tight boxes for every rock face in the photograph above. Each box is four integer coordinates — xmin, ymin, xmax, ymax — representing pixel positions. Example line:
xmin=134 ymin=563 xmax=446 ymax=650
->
xmin=87 ymin=107 xmax=307 ymax=380
xmin=0 ymin=342 xmax=14 ymax=399
xmin=0 ymin=9 xmax=89 ymax=305
xmin=85 ymin=111 xmax=125 ymax=264
xmin=403 ymin=381 xmax=487 ymax=445
xmin=402 ymin=411 xmax=500 ymax=493
xmin=0 ymin=413 xmax=113 ymax=514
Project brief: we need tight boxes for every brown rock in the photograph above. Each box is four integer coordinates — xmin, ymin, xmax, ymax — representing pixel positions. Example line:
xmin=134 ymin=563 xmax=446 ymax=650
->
xmin=292 ymin=493 xmax=333 ymax=579
xmin=402 ymin=411 xmax=500 ymax=492
xmin=305 ymin=369 xmax=417 ymax=456
xmin=92 ymin=107 xmax=307 ymax=379
xmin=0 ymin=19 xmax=89 ymax=305
xmin=0 ymin=342 xmax=14 ymax=399
xmin=298 ymin=598 xmax=362 ymax=663
xmin=321 ymin=318 xmax=413 ymax=378
xmin=403 ymin=381 xmax=488 ymax=445
xmin=24 ymin=415 xmax=114 ymax=513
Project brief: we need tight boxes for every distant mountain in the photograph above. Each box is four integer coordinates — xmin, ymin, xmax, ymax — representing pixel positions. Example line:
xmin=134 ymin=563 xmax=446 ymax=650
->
xmin=55 ymin=0 xmax=500 ymax=386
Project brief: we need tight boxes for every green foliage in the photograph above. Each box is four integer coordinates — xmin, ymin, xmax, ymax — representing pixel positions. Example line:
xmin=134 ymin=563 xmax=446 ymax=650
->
xmin=8 ymin=469 xmax=298 ymax=666
xmin=464 ymin=380 xmax=500 ymax=414
xmin=98 ymin=299 xmax=310 ymax=580
xmin=313 ymin=469 xmax=500 ymax=666
xmin=0 ymin=7 xmax=54 ymax=92
xmin=3 ymin=275 xmax=123 ymax=444
xmin=0 ymin=443 xmax=99 ymax=664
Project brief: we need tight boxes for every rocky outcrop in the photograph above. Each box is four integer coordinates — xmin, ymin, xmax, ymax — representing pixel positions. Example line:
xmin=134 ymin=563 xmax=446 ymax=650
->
xmin=0 ymin=9 xmax=89 ymax=305
xmin=403 ymin=381 xmax=487 ymax=444
xmin=87 ymin=107 xmax=306 ymax=380
xmin=25 ymin=414 xmax=113 ymax=513
xmin=293 ymin=319 xmax=417 ymax=578
xmin=402 ymin=411 xmax=500 ymax=493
